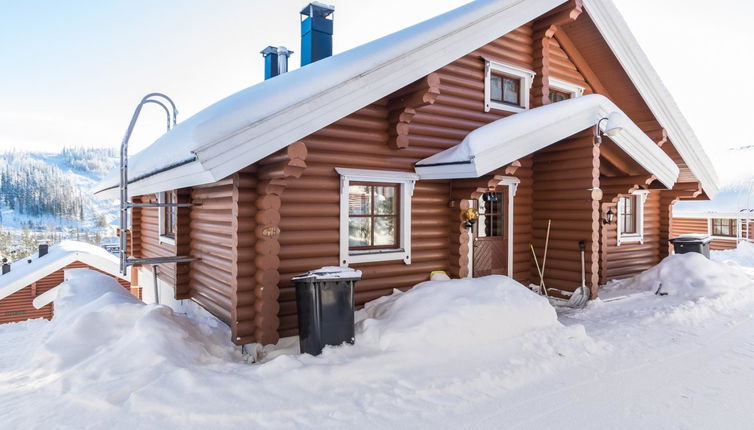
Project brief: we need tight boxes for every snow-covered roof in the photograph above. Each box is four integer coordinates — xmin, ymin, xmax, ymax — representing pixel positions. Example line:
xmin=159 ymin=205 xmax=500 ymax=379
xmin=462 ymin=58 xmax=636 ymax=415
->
xmin=93 ymin=0 xmax=718 ymax=199
xmin=0 ymin=240 xmax=129 ymax=303
xmin=415 ymin=94 xmax=679 ymax=187
xmin=674 ymin=184 xmax=754 ymax=218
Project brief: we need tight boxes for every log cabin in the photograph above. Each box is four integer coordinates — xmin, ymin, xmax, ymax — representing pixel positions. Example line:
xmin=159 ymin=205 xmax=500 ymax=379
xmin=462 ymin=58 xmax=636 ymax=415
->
xmin=672 ymin=186 xmax=754 ymax=251
xmin=94 ymin=0 xmax=719 ymax=347
xmin=0 ymin=241 xmax=135 ymax=324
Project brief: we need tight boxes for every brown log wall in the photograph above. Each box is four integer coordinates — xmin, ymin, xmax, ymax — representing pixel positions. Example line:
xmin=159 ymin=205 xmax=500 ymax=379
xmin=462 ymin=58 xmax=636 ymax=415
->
xmin=601 ymin=191 xmax=662 ymax=282
xmin=188 ymin=179 xmax=237 ymax=326
xmin=531 ymin=131 xmax=600 ymax=296
xmin=0 ymin=261 xmax=132 ymax=324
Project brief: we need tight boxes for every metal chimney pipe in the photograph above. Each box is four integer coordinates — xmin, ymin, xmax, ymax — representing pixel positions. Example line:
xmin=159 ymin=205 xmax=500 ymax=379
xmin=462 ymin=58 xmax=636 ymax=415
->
xmin=38 ymin=244 xmax=48 ymax=257
xmin=300 ymin=2 xmax=334 ymax=66
xmin=2 ymin=263 xmax=9 ymax=275
xmin=261 ymin=46 xmax=293 ymax=80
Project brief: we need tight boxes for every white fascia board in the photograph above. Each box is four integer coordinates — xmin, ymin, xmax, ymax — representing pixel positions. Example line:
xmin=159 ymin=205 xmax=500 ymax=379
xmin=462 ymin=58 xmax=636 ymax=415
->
xmin=192 ymin=0 xmax=565 ymax=184
xmin=583 ymin=0 xmax=719 ymax=197
xmin=334 ymin=168 xmax=419 ymax=182
xmin=94 ymin=160 xmax=215 ymax=200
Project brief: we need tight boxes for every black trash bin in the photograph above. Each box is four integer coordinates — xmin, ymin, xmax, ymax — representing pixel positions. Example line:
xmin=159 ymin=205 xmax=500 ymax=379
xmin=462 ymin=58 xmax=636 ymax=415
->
xmin=669 ymin=234 xmax=712 ymax=258
xmin=292 ymin=267 xmax=361 ymax=355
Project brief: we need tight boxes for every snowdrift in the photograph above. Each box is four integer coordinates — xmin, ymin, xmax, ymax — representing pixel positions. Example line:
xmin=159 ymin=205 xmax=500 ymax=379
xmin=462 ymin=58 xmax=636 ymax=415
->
xmin=29 ymin=270 xmax=238 ymax=403
xmin=619 ymin=253 xmax=753 ymax=298
xmin=357 ymin=275 xmax=558 ymax=351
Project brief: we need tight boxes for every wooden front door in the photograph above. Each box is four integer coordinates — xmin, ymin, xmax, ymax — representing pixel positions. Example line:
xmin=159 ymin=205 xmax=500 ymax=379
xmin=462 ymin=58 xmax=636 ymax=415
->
xmin=473 ymin=192 xmax=506 ymax=277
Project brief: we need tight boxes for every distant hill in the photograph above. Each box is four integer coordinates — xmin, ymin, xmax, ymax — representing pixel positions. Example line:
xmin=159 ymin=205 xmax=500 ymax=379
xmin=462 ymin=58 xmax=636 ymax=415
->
xmin=0 ymin=147 xmax=119 ymax=232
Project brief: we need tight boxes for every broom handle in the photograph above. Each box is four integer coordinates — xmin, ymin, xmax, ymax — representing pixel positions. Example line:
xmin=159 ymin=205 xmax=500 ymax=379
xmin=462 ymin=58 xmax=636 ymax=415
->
xmin=530 ymin=244 xmax=548 ymax=298
xmin=541 ymin=219 xmax=551 ymax=284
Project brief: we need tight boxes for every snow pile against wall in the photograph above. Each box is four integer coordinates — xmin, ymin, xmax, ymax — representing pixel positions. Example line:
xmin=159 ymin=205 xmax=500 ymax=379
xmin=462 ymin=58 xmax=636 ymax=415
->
xmin=617 ymin=253 xmax=752 ymax=299
xmin=28 ymin=270 xmax=238 ymax=402
xmin=712 ymin=241 xmax=754 ymax=268
xmin=357 ymin=276 xmax=558 ymax=351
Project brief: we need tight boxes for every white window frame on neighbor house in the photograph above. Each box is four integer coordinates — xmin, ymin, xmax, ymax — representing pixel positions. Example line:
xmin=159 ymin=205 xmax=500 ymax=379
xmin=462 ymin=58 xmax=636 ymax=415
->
xmin=617 ymin=189 xmax=649 ymax=246
xmin=336 ymin=168 xmax=417 ymax=266
xmin=483 ymin=58 xmax=535 ymax=113
xmin=158 ymin=191 xmax=176 ymax=246
xmin=548 ymin=77 xmax=585 ymax=100
xmin=707 ymin=217 xmax=741 ymax=241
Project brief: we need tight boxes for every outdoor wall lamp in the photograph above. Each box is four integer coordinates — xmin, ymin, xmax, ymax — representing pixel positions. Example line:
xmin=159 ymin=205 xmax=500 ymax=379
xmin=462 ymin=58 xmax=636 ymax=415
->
xmin=603 ymin=208 xmax=615 ymax=225
xmin=594 ymin=113 xmax=624 ymax=145
xmin=463 ymin=207 xmax=479 ymax=229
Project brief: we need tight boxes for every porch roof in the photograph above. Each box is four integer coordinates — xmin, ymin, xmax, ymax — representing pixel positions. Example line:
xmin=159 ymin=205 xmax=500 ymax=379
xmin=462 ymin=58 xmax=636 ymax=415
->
xmin=414 ymin=94 xmax=680 ymax=188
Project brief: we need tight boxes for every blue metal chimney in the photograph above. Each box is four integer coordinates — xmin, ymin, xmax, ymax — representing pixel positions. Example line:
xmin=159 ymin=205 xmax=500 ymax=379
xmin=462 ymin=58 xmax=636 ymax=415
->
xmin=300 ymin=2 xmax=334 ymax=66
xmin=261 ymin=46 xmax=293 ymax=80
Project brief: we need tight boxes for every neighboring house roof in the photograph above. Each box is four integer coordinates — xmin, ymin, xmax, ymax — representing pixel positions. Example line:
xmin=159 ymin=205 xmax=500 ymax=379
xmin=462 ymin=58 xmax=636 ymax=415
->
xmin=0 ymin=240 xmax=128 ymax=302
xmin=416 ymin=94 xmax=679 ymax=187
xmin=674 ymin=184 xmax=754 ymax=218
xmin=93 ymin=0 xmax=718 ymax=199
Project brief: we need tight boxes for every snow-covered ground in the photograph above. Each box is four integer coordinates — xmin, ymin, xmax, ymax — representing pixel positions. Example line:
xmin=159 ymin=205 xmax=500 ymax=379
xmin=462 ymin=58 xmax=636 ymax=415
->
xmin=2 ymin=251 xmax=754 ymax=429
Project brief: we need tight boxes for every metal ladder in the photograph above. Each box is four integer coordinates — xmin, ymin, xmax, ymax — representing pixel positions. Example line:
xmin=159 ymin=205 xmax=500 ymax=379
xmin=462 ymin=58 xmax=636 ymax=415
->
xmin=119 ymin=93 xmax=196 ymax=282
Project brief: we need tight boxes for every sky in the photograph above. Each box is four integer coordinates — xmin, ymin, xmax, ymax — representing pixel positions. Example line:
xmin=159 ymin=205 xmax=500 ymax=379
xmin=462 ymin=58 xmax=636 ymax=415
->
xmin=1 ymin=0 xmax=753 ymax=185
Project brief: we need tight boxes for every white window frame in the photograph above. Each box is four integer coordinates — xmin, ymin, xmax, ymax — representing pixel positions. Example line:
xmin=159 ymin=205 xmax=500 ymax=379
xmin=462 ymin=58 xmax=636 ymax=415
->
xmin=336 ymin=168 xmax=417 ymax=266
xmin=617 ymin=190 xmax=649 ymax=246
xmin=548 ymin=78 xmax=585 ymax=99
xmin=158 ymin=191 xmax=176 ymax=246
xmin=483 ymin=58 xmax=535 ymax=113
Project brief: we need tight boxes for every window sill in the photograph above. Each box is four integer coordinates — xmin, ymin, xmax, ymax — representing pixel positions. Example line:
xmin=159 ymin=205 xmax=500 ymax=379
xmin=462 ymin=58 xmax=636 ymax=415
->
xmin=344 ymin=249 xmax=410 ymax=265
xmin=486 ymin=101 xmax=527 ymax=113
xmin=159 ymin=235 xmax=176 ymax=246
xmin=710 ymin=236 xmax=737 ymax=240
xmin=617 ymin=234 xmax=642 ymax=245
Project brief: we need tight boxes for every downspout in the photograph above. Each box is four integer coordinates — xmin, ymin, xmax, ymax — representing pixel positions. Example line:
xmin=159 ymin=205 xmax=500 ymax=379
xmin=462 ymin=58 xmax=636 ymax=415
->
xmin=152 ymin=264 xmax=160 ymax=304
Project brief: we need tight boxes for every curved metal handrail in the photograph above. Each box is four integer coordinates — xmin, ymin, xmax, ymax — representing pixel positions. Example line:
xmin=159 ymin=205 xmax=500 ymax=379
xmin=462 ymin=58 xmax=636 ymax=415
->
xmin=119 ymin=93 xmax=178 ymax=274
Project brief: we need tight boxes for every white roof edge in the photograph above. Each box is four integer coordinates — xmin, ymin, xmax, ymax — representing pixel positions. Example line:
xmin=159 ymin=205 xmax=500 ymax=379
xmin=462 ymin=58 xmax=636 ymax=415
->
xmin=673 ymin=211 xmax=754 ymax=219
xmin=582 ymin=0 xmax=719 ymax=198
xmin=415 ymin=94 xmax=679 ymax=188
xmin=94 ymin=160 xmax=215 ymax=199
xmin=0 ymin=242 xmax=129 ymax=302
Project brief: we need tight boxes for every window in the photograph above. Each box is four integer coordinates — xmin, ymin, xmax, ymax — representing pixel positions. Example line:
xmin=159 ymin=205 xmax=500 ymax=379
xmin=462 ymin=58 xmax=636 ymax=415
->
xmin=490 ymin=74 xmax=520 ymax=106
xmin=348 ymin=183 xmax=399 ymax=249
xmin=711 ymin=218 xmax=737 ymax=237
xmin=477 ymin=193 xmax=504 ymax=237
xmin=619 ymin=195 xmax=638 ymax=235
xmin=484 ymin=59 xmax=535 ymax=113
xmin=548 ymin=78 xmax=585 ymax=102
xmin=158 ymin=191 xmax=176 ymax=245
xmin=617 ymin=190 xmax=649 ymax=245
xmin=548 ymin=89 xmax=570 ymax=103
xmin=337 ymin=168 xmax=417 ymax=266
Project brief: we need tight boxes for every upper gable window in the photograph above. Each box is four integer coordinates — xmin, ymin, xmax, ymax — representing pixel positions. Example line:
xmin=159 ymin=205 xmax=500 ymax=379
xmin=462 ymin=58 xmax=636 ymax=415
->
xmin=549 ymin=89 xmax=570 ymax=103
xmin=548 ymin=77 xmax=585 ymax=103
xmin=484 ymin=59 xmax=535 ymax=113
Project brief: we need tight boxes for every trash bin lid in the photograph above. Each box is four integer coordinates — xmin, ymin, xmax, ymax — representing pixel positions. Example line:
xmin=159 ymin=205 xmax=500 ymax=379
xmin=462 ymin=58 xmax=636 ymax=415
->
xmin=292 ymin=266 xmax=363 ymax=281
xmin=670 ymin=234 xmax=712 ymax=244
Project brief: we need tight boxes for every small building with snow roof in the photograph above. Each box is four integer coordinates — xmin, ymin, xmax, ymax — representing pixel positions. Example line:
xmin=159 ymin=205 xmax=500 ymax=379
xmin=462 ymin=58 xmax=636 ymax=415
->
xmin=672 ymin=185 xmax=754 ymax=250
xmin=0 ymin=241 xmax=137 ymax=324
